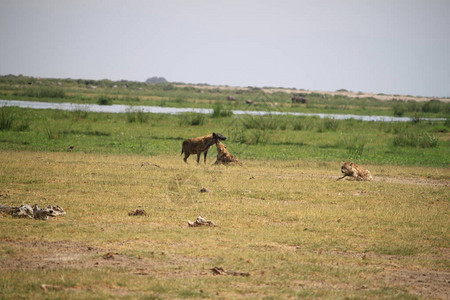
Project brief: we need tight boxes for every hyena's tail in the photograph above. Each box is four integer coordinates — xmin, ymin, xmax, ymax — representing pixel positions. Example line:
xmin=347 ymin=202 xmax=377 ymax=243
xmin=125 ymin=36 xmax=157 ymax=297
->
xmin=181 ymin=148 xmax=184 ymax=155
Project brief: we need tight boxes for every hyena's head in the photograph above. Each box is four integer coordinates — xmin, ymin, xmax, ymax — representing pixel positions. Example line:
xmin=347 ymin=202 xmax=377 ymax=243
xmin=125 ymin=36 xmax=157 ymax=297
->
xmin=212 ymin=132 xmax=227 ymax=141
xmin=218 ymin=141 xmax=230 ymax=152
xmin=341 ymin=162 xmax=354 ymax=174
xmin=216 ymin=141 xmax=226 ymax=154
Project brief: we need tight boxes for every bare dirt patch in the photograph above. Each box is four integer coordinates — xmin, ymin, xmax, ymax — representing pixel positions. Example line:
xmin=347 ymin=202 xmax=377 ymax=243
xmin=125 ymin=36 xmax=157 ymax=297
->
xmin=0 ymin=240 xmax=159 ymax=274
xmin=373 ymin=175 xmax=450 ymax=187
xmin=377 ymin=268 xmax=450 ymax=299
xmin=256 ymin=171 xmax=449 ymax=187
xmin=0 ymin=240 xmax=211 ymax=277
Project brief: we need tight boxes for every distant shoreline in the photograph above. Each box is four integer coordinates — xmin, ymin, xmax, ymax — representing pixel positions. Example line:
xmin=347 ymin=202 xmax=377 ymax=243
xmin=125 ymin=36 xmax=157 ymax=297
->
xmin=174 ymin=84 xmax=449 ymax=103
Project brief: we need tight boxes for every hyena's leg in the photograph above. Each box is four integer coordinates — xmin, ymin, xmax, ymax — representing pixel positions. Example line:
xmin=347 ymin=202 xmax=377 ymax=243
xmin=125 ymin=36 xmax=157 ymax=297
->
xmin=183 ymin=152 xmax=190 ymax=163
xmin=203 ymin=150 xmax=209 ymax=164
xmin=196 ymin=153 xmax=201 ymax=164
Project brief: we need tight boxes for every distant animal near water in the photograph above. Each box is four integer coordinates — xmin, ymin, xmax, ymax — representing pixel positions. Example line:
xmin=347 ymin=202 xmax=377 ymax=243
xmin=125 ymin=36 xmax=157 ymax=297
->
xmin=337 ymin=162 xmax=373 ymax=181
xmin=291 ymin=96 xmax=307 ymax=104
xmin=181 ymin=133 xmax=227 ymax=164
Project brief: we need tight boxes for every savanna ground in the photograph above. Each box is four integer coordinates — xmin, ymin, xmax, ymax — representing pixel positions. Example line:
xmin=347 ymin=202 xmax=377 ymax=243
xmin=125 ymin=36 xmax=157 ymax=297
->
xmin=0 ymin=76 xmax=449 ymax=299
xmin=1 ymin=152 xmax=449 ymax=299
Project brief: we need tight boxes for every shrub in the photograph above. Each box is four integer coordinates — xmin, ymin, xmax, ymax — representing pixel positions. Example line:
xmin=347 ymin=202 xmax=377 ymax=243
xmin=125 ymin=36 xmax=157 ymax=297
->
xmin=240 ymin=116 xmax=278 ymax=130
xmin=445 ymin=119 xmax=450 ymax=128
xmin=123 ymin=96 xmax=140 ymax=102
xmin=72 ymin=108 xmax=89 ymax=121
xmin=232 ymin=128 xmax=268 ymax=145
xmin=393 ymin=133 xmax=438 ymax=148
xmin=393 ymin=102 xmax=407 ymax=116
xmin=178 ymin=113 xmax=205 ymax=126
xmin=136 ymin=110 xmax=149 ymax=123
xmin=0 ymin=107 xmax=14 ymax=131
xmin=43 ymin=125 xmax=62 ymax=139
xmin=422 ymin=100 xmax=443 ymax=114
xmin=212 ymin=105 xmax=233 ymax=118
xmin=22 ymin=86 xmax=66 ymax=98
xmin=344 ymin=139 xmax=366 ymax=158
xmin=126 ymin=108 xmax=149 ymax=123
xmin=319 ymin=118 xmax=339 ymax=132
xmin=293 ymin=117 xmax=313 ymax=131
xmin=97 ymin=95 xmax=113 ymax=105
xmin=14 ymin=120 xmax=30 ymax=132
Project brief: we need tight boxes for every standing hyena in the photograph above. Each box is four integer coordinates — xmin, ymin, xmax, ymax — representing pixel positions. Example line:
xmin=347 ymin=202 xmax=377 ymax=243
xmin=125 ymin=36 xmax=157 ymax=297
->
xmin=181 ymin=132 xmax=226 ymax=164
xmin=214 ymin=141 xmax=241 ymax=165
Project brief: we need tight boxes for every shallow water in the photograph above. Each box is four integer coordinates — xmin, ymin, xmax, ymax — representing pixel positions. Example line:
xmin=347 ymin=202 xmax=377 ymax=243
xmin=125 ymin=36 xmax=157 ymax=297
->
xmin=0 ymin=99 xmax=446 ymax=122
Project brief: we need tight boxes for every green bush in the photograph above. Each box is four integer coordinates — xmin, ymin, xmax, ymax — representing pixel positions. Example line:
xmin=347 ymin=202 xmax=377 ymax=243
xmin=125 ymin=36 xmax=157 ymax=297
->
xmin=343 ymin=137 xmax=366 ymax=158
xmin=126 ymin=108 xmax=149 ymax=123
xmin=240 ymin=116 xmax=278 ymax=130
xmin=393 ymin=133 xmax=438 ymax=148
xmin=212 ymin=105 xmax=233 ymax=118
xmin=97 ymin=95 xmax=113 ymax=105
xmin=393 ymin=102 xmax=407 ymax=116
xmin=318 ymin=118 xmax=339 ymax=132
xmin=22 ymin=86 xmax=66 ymax=98
xmin=293 ymin=117 xmax=313 ymax=131
xmin=72 ymin=108 xmax=89 ymax=121
xmin=444 ymin=119 xmax=450 ymax=127
xmin=422 ymin=100 xmax=444 ymax=114
xmin=43 ymin=124 xmax=63 ymax=140
xmin=0 ymin=107 xmax=14 ymax=131
xmin=14 ymin=120 xmax=30 ymax=131
xmin=232 ymin=128 xmax=268 ymax=145
xmin=178 ymin=113 xmax=206 ymax=126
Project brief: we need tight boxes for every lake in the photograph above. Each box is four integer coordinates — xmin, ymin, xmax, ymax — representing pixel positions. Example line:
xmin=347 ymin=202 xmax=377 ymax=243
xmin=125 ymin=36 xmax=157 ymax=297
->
xmin=0 ymin=99 xmax=446 ymax=122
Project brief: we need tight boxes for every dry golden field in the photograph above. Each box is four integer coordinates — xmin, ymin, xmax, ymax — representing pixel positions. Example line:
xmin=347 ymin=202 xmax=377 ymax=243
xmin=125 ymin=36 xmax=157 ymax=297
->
xmin=0 ymin=150 xmax=449 ymax=299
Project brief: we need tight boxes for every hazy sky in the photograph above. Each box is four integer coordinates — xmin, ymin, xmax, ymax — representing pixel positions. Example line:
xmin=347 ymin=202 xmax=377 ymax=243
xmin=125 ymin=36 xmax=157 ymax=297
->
xmin=1 ymin=0 xmax=449 ymax=97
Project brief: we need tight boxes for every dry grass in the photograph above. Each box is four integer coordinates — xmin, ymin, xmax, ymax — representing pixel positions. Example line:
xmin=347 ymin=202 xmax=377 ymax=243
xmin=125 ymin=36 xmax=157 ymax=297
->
xmin=0 ymin=150 xmax=449 ymax=299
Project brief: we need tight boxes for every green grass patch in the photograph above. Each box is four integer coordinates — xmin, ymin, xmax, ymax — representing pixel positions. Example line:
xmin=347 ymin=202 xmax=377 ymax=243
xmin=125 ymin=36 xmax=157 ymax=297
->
xmin=0 ymin=107 xmax=448 ymax=166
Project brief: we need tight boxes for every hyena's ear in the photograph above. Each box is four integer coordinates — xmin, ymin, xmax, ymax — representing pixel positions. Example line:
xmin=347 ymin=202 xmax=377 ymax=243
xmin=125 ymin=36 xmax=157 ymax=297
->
xmin=212 ymin=132 xmax=216 ymax=137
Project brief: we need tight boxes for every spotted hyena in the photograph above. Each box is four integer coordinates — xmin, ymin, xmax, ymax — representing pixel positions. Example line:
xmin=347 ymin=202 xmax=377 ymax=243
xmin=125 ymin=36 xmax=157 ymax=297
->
xmin=214 ymin=141 xmax=241 ymax=165
xmin=181 ymin=133 xmax=226 ymax=164
xmin=337 ymin=162 xmax=373 ymax=181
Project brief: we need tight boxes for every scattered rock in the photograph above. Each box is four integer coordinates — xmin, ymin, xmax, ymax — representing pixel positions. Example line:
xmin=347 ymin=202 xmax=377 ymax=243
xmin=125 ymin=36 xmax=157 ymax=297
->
xmin=211 ymin=266 xmax=250 ymax=277
xmin=188 ymin=216 xmax=217 ymax=227
xmin=0 ymin=191 xmax=11 ymax=198
xmin=102 ymin=252 xmax=117 ymax=260
xmin=0 ymin=204 xmax=66 ymax=220
xmin=140 ymin=162 xmax=160 ymax=168
xmin=128 ymin=209 xmax=147 ymax=216
xmin=41 ymin=284 xmax=64 ymax=291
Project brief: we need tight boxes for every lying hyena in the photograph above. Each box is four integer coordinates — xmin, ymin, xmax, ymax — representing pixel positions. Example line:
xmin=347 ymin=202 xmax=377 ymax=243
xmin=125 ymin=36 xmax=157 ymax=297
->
xmin=181 ymin=132 xmax=226 ymax=164
xmin=337 ymin=162 xmax=373 ymax=181
xmin=214 ymin=141 xmax=241 ymax=165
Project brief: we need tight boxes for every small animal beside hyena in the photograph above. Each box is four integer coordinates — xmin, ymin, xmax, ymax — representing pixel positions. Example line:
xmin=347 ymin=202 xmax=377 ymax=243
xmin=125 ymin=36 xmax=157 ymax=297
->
xmin=337 ymin=162 xmax=373 ymax=181
xmin=214 ymin=141 xmax=241 ymax=165
xmin=181 ymin=133 xmax=226 ymax=164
